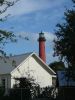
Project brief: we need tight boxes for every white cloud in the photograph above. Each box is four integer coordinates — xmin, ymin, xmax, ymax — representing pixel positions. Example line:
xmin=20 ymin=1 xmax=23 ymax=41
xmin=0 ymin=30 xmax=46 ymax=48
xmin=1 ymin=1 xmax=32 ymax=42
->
xmin=44 ymin=32 xmax=56 ymax=41
xmin=17 ymin=31 xmax=56 ymax=42
xmin=0 ymin=0 xmax=67 ymax=18
xmin=16 ymin=32 xmax=38 ymax=41
xmin=46 ymin=52 xmax=59 ymax=64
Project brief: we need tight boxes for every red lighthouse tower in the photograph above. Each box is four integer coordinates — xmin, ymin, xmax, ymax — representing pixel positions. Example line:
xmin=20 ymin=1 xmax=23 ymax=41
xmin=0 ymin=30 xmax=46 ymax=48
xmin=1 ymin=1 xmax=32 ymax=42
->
xmin=38 ymin=32 xmax=46 ymax=62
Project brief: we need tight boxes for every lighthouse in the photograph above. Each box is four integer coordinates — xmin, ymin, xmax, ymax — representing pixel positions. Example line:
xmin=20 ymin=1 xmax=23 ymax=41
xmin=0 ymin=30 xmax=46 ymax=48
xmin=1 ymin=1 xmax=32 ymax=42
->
xmin=38 ymin=32 xmax=46 ymax=63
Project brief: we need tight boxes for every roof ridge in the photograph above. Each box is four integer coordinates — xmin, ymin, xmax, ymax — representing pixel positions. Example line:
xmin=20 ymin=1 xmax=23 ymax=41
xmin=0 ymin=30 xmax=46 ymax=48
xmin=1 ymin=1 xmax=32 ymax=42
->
xmin=8 ymin=52 xmax=33 ymax=58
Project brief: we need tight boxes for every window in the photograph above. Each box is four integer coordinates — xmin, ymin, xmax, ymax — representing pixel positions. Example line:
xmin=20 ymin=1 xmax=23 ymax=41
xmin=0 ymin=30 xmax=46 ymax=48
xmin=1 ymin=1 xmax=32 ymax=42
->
xmin=2 ymin=79 xmax=6 ymax=89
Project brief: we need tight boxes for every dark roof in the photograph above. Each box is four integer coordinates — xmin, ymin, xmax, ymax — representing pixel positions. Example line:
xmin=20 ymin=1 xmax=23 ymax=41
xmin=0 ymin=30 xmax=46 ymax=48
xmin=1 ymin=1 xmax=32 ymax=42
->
xmin=0 ymin=52 xmax=32 ymax=74
xmin=0 ymin=52 xmax=56 ymax=76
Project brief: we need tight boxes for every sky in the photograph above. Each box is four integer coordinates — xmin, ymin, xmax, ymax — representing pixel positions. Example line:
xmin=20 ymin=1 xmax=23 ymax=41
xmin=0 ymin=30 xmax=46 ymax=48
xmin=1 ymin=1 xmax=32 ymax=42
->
xmin=0 ymin=0 xmax=73 ymax=64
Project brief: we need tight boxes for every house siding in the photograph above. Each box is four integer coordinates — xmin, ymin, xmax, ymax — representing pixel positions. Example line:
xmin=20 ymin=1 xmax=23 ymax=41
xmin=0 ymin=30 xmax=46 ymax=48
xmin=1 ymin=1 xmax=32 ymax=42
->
xmin=11 ymin=56 xmax=52 ymax=88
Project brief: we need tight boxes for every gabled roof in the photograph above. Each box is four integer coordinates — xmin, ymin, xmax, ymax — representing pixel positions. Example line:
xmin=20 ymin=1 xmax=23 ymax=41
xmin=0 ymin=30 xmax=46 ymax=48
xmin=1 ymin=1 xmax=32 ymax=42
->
xmin=31 ymin=53 xmax=56 ymax=75
xmin=0 ymin=52 xmax=32 ymax=74
xmin=0 ymin=52 xmax=56 ymax=75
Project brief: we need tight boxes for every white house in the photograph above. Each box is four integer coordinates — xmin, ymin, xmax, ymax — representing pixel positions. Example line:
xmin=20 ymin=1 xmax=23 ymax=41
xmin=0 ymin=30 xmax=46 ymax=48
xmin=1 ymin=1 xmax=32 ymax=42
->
xmin=0 ymin=52 xmax=56 ymax=90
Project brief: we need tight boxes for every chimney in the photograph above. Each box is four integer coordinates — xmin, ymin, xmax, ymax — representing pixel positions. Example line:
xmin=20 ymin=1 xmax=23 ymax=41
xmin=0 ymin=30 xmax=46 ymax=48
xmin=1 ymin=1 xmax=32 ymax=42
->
xmin=38 ymin=32 xmax=46 ymax=62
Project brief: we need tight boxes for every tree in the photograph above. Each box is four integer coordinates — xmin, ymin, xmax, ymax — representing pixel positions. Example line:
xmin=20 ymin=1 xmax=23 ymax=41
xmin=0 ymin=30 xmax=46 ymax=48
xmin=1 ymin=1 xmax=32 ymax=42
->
xmin=10 ymin=77 xmax=32 ymax=100
xmin=0 ymin=0 xmax=19 ymax=56
xmin=9 ymin=77 xmax=40 ymax=100
xmin=49 ymin=61 xmax=65 ymax=88
xmin=54 ymin=0 xmax=75 ymax=79
xmin=0 ymin=0 xmax=19 ymax=15
xmin=49 ymin=61 xmax=65 ymax=73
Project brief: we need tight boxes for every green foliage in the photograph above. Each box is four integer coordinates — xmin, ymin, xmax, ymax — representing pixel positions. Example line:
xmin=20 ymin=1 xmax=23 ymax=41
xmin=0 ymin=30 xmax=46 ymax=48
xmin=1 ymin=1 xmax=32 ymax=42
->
xmin=0 ymin=0 xmax=19 ymax=56
xmin=0 ymin=0 xmax=19 ymax=15
xmin=49 ymin=61 xmax=65 ymax=73
xmin=0 ymin=0 xmax=4 ymax=5
xmin=72 ymin=0 xmax=75 ymax=3
xmin=0 ymin=30 xmax=16 ymax=43
xmin=54 ymin=0 xmax=75 ymax=79
xmin=9 ymin=77 xmax=32 ymax=100
xmin=14 ymin=77 xmax=33 ymax=89
xmin=0 ymin=30 xmax=16 ymax=56
xmin=54 ymin=1 xmax=75 ymax=66
xmin=9 ymin=77 xmax=40 ymax=100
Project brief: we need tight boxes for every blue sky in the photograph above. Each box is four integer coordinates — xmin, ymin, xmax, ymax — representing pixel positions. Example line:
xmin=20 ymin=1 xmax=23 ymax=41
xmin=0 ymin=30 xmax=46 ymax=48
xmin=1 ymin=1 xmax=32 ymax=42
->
xmin=0 ymin=0 xmax=73 ymax=64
